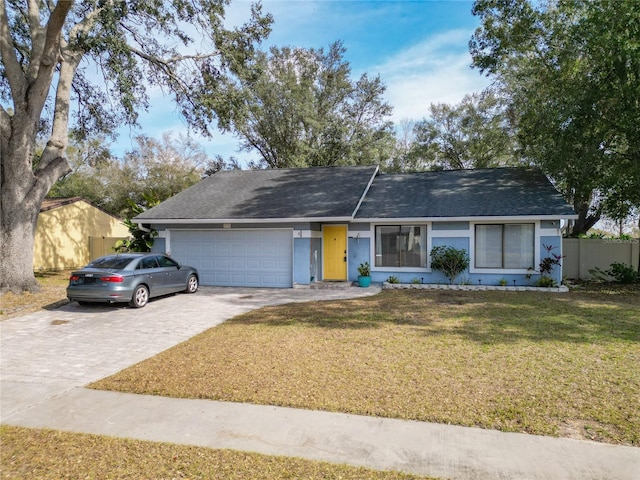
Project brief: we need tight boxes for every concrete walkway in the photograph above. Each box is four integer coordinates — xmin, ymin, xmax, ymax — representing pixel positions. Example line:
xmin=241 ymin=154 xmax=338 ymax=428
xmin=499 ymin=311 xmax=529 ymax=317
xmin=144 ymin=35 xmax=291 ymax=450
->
xmin=2 ymin=286 xmax=639 ymax=479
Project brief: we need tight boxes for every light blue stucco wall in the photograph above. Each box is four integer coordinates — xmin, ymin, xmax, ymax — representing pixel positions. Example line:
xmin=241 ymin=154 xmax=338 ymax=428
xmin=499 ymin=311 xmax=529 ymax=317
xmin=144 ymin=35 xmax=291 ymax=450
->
xmin=348 ymin=237 xmax=370 ymax=281
xmin=151 ymin=238 xmax=165 ymax=254
xmin=294 ymin=238 xmax=311 ymax=284
xmin=311 ymin=238 xmax=322 ymax=282
xmin=432 ymin=221 xmax=469 ymax=231
xmin=293 ymin=237 xmax=323 ymax=285
xmin=360 ymin=231 xmax=565 ymax=287
xmin=153 ymin=222 xmax=565 ymax=287
xmin=540 ymin=235 xmax=563 ymax=285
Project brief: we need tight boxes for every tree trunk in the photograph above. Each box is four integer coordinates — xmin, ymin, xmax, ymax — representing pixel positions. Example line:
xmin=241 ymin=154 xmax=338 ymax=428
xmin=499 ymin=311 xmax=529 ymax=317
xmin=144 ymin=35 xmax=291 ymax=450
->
xmin=1 ymin=0 xmax=74 ymax=293
xmin=1 ymin=113 xmax=70 ymax=292
xmin=1 ymin=136 xmax=41 ymax=292
xmin=0 ymin=149 xmax=70 ymax=292
xmin=567 ymin=194 xmax=600 ymax=237
xmin=0 ymin=190 xmax=41 ymax=293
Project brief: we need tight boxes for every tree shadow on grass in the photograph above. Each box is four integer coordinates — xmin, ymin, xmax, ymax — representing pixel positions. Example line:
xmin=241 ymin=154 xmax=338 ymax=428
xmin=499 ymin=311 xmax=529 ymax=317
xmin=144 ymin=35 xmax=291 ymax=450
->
xmin=232 ymin=289 xmax=640 ymax=344
xmin=414 ymin=290 xmax=639 ymax=345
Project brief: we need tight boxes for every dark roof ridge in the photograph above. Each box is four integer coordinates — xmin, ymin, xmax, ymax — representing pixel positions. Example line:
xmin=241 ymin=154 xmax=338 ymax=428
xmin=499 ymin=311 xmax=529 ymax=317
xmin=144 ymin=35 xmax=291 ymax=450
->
xmin=378 ymin=166 xmax=539 ymax=175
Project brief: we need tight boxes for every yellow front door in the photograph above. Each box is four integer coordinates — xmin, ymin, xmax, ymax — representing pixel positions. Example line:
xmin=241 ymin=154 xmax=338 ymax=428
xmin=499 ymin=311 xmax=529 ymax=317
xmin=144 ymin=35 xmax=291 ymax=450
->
xmin=323 ymin=225 xmax=347 ymax=280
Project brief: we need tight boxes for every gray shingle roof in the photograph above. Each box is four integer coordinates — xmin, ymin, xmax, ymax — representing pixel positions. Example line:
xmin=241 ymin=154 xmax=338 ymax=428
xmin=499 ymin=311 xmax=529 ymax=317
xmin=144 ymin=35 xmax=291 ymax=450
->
xmin=355 ymin=167 xmax=576 ymax=219
xmin=135 ymin=166 xmax=378 ymax=221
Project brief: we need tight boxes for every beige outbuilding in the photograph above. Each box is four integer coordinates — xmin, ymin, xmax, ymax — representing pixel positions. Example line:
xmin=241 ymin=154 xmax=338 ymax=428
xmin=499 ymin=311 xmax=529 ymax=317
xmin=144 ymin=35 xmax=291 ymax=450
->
xmin=34 ymin=197 xmax=129 ymax=271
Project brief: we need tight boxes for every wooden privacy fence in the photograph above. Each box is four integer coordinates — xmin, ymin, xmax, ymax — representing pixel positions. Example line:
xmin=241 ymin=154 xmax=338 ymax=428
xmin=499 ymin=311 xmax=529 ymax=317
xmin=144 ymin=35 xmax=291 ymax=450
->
xmin=562 ymin=238 xmax=640 ymax=280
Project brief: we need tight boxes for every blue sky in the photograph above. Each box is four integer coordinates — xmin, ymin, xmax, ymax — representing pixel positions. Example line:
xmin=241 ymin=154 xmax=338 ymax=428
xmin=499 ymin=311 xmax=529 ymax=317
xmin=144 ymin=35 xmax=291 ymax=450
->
xmin=115 ymin=0 xmax=490 ymax=164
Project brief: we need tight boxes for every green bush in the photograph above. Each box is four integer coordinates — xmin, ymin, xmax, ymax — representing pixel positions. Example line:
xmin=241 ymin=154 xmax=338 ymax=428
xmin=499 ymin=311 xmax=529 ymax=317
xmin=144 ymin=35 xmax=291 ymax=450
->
xmin=590 ymin=262 xmax=639 ymax=284
xmin=387 ymin=275 xmax=400 ymax=284
xmin=607 ymin=262 xmax=640 ymax=284
xmin=430 ymin=246 xmax=470 ymax=284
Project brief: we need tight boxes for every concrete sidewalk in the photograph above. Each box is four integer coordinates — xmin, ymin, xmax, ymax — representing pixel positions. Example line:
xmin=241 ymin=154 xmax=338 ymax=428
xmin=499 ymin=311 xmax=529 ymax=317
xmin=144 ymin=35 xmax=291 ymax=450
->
xmin=2 ymin=286 xmax=639 ymax=479
xmin=2 ymin=387 xmax=639 ymax=479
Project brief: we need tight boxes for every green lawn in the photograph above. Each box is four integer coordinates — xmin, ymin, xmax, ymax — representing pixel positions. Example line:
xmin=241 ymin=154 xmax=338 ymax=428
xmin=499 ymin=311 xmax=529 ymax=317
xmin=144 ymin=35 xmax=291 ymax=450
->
xmin=92 ymin=286 xmax=640 ymax=446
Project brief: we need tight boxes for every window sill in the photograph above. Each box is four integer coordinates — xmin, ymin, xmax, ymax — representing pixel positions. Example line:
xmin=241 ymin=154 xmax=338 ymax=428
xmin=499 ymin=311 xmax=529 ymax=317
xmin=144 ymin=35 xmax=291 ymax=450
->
xmin=373 ymin=266 xmax=431 ymax=273
xmin=469 ymin=268 xmax=536 ymax=275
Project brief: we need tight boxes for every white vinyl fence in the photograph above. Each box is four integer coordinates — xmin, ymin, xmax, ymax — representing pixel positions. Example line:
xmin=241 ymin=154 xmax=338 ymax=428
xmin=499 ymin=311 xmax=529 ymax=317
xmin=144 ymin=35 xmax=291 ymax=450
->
xmin=562 ymin=238 xmax=640 ymax=280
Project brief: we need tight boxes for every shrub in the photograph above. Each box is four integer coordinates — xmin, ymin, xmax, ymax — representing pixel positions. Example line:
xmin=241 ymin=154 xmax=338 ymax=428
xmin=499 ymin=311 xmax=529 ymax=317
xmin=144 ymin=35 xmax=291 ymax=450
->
xmin=539 ymin=244 xmax=563 ymax=278
xmin=387 ymin=275 xmax=400 ymax=284
xmin=535 ymin=276 xmax=556 ymax=288
xmin=430 ymin=246 xmax=470 ymax=284
xmin=589 ymin=262 xmax=639 ymax=284
xmin=606 ymin=262 xmax=639 ymax=284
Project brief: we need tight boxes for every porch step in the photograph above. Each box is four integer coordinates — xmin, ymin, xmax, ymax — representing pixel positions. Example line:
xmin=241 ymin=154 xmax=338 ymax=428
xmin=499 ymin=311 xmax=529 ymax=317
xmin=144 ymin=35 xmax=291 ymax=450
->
xmin=309 ymin=281 xmax=355 ymax=290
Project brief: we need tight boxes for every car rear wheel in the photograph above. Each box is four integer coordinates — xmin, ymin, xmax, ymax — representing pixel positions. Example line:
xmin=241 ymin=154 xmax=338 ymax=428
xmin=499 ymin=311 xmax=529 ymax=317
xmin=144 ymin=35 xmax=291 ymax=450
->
xmin=185 ymin=274 xmax=198 ymax=293
xmin=129 ymin=285 xmax=149 ymax=308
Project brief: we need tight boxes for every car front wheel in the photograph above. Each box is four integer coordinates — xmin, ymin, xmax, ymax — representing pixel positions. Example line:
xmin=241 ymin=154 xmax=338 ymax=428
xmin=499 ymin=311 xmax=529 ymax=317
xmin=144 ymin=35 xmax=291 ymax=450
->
xmin=185 ymin=274 xmax=198 ymax=293
xmin=130 ymin=285 xmax=149 ymax=308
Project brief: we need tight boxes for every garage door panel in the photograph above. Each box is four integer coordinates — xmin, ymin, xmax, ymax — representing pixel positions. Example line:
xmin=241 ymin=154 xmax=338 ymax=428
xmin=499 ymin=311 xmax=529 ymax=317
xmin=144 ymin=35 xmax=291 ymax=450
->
xmin=170 ymin=230 xmax=292 ymax=288
xmin=262 ymin=259 xmax=278 ymax=269
xmin=246 ymin=259 xmax=260 ymax=269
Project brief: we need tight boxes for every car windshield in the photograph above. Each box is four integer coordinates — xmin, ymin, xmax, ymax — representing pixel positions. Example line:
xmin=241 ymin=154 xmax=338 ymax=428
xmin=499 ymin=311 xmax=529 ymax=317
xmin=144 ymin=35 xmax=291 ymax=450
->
xmin=86 ymin=257 xmax=134 ymax=270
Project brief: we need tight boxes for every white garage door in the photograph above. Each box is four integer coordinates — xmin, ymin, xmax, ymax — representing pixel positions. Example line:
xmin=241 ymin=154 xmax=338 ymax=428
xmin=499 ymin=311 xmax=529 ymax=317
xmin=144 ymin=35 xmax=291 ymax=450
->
xmin=170 ymin=230 xmax=293 ymax=288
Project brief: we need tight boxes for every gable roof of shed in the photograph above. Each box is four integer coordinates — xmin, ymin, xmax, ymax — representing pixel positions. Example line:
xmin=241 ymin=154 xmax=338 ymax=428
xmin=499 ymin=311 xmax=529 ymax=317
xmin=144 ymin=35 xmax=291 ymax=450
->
xmin=40 ymin=196 xmax=85 ymax=212
xmin=355 ymin=167 xmax=576 ymax=220
xmin=40 ymin=196 xmax=124 ymax=220
xmin=135 ymin=166 xmax=378 ymax=222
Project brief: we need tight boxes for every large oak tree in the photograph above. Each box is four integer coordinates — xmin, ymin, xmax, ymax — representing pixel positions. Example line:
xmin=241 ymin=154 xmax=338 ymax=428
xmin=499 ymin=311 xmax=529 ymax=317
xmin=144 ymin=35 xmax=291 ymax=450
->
xmin=470 ymin=0 xmax=640 ymax=235
xmin=409 ymin=89 xmax=518 ymax=171
xmin=207 ymin=41 xmax=395 ymax=168
xmin=0 ymin=0 xmax=271 ymax=292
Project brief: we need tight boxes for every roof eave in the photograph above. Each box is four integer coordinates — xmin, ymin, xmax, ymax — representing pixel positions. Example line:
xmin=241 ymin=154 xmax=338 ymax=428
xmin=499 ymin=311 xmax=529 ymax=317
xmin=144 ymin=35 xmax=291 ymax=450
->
xmin=352 ymin=214 xmax=579 ymax=222
xmin=133 ymin=216 xmax=355 ymax=225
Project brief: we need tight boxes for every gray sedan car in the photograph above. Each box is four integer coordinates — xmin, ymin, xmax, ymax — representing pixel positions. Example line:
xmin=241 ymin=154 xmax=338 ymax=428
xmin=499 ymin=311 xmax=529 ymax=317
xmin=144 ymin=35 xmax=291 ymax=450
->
xmin=67 ymin=253 xmax=199 ymax=308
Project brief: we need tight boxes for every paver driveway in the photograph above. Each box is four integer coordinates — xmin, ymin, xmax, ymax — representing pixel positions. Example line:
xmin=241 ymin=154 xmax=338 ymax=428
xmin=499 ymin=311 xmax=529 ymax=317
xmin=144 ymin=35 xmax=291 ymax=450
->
xmin=2 ymin=285 xmax=639 ymax=480
xmin=0 ymin=285 xmax=380 ymax=419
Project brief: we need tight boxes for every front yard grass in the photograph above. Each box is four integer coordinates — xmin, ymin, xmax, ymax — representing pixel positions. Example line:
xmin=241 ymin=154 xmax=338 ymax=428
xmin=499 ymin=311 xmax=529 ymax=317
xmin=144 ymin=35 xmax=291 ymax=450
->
xmin=0 ymin=426 xmax=428 ymax=479
xmin=92 ymin=286 xmax=640 ymax=446
xmin=0 ymin=270 xmax=71 ymax=320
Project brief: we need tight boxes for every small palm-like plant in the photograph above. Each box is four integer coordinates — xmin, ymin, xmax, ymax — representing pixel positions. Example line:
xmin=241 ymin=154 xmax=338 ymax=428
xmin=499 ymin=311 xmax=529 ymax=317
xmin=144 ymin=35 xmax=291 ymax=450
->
xmin=357 ymin=262 xmax=371 ymax=277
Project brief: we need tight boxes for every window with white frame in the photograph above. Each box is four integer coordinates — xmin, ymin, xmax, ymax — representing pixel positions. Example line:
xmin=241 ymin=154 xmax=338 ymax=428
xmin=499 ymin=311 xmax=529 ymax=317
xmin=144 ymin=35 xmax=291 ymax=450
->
xmin=475 ymin=224 xmax=534 ymax=269
xmin=375 ymin=225 xmax=426 ymax=268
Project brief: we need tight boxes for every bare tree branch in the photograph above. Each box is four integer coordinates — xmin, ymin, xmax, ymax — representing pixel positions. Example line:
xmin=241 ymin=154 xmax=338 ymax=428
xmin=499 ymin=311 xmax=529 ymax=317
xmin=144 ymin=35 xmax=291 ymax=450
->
xmin=28 ymin=0 xmax=72 ymax=120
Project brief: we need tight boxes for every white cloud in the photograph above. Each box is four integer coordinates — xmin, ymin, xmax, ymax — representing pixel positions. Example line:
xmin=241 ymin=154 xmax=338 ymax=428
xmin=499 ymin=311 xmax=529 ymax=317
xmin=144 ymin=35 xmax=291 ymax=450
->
xmin=111 ymin=6 xmax=489 ymax=161
xmin=373 ymin=29 xmax=490 ymax=122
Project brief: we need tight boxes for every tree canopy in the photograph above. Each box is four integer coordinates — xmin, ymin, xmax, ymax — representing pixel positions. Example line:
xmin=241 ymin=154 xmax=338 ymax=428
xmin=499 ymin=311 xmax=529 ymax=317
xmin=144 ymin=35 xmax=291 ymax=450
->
xmin=206 ymin=41 xmax=396 ymax=168
xmin=470 ymin=0 xmax=640 ymax=235
xmin=50 ymin=133 xmax=207 ymax=217
xmin=0 ymin=0 xmax=272 ymax=292
xmin=408 ymin=89 xmax=517 ymax=171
